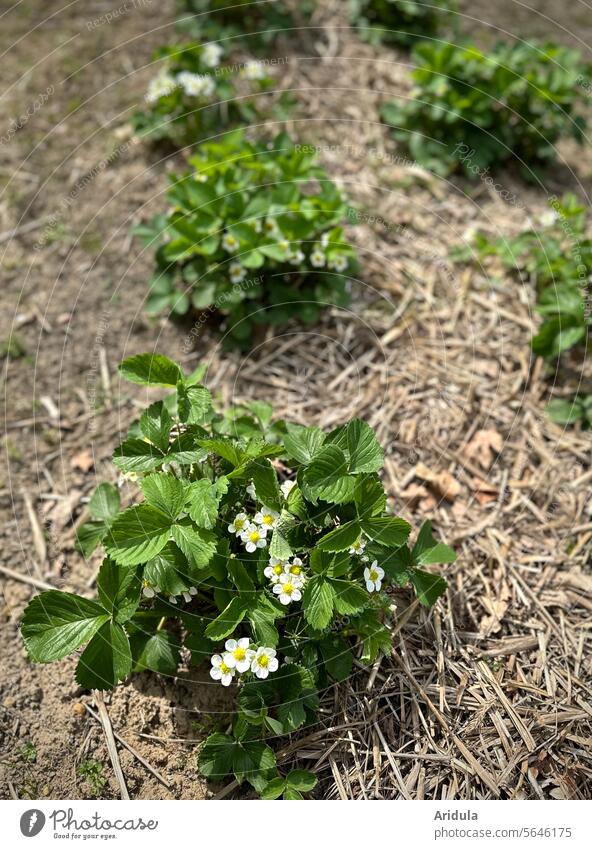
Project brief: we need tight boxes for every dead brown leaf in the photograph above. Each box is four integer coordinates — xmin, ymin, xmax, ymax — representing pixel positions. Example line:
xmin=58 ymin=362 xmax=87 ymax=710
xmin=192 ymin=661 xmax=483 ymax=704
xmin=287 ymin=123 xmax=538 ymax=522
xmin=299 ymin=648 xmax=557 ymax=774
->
xmin=465 ymin=429 xmax=503 ymax=468
xmin=415 ymin=462 xmax=461 ymax=502
xmin=71 ymin=449 xmax=94 ymax=472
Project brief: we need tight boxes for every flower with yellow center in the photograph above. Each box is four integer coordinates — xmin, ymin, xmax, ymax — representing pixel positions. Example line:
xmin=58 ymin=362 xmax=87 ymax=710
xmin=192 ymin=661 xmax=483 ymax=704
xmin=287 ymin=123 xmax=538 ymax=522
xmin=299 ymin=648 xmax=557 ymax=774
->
xmin=251 ymin=647 xmax=279 ymax=679
xmin=284 ymin=556 xmax=304 ymax=577
xmin=240 ymin=522 xmax=268 ymax=553
xmin=229 ymin=512 xmax=248 ymax=536
xmin=364 ymin=560 xmax=385 ymax=593
xmin=310 ymin=249 xmax=326 ymax=268
xmin=222 ymin=232 xmax=239 ymax=253
xmin=264 ymin=556 xmax=286 ymax=584
xmin=273 ymin=573 xmax=303 ymax=606
xmin=348 ymin=537 xmax=366 ymax=556
xmin=229 ymin=262 xmax=247 ymax=285
xmin=328 ymin=254 xmax=348 ymax=272
xmin=222 ymin=637 xmax=254 ymax=673
xmin=210 ymin=654 xmax=236 ymax=686
xmin=254 ymin=508 xmax=279 ymax=530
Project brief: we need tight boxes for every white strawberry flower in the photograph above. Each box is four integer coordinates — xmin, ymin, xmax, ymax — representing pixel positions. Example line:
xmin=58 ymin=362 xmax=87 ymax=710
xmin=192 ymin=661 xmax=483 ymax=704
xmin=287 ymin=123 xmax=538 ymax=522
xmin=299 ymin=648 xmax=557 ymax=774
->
xmin=288 ymin=249 xmax=306 ymax=265
xmin=348 ymin=537 xmax=366 ymax=556
xmin=229 ymin=512 xmax=249 ymax=536
xmin=280 ymin=479 xmax=296 ymax=499
xmin=254 ymin=507 xmax=279 ymax=530
xmin=273 ymin=573 xmax=303 ymax=605
xmin=284 ymin=556 xmax=304 ymax=578
xmin=246 ymin=481 xmax=257 ymax=499
xmin=222 ymin=232 xmax=239 ymax=253
xmin=364 ymin=560 xmax=385 ymax=593
xmin=229 ymin=262 xmax=247 ymax=284
xmin=177 ymin=71 xmax=215 ymax=98
xmin=202 ymin=42 xmax=223 ymax=68
xmin=142 ymin=585 xmax=156 ymax=598
xmin=242 ymin=60 xmax=266 ymax=80
xmin=264 ymin=556 xmax=286 ymax=584
xmin=278 ymin=239 xmax=291 ymax=253
xmin=251 ymin=646 xmax=279 ymax=679
xmin=264 ymin=218 xmax=279 ymax=237
xmin=210 ymin=654 xmax=236 ymax=686
xmin=222 ymin=637 xmax=254 ymax=673
xmin=310 ymin=249 xmax=326 ymax=268
xmin=539 ymin=209 xmax=558 ymax=228
xmin=145 ymin=72 xmax=177 ymax=103
xmin=320 ymin=232 xmax=330 ymax=248
xmin=328 ymin=254 xmax=348 ymax=272
xmin=241 ymin=523 xmax=268 ymax=552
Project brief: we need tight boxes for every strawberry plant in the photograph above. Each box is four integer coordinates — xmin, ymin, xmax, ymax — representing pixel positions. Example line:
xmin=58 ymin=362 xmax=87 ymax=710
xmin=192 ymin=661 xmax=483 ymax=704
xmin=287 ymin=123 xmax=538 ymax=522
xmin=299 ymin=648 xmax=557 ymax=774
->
xmin=453 ymin=194 xmax=591 ymax=426
xmin=176 ymin=0 xmax=309 ymax=48
xmin=381 ymin=41 xmax=590 ymax=176
xmin=135 ymin=131 xmax=358 ymax=348
xmin=452 ymin=194 xmax=591 ymax=359
xmin=21 ymin=352 xmax=455 ymax=796
xmin=131 ymin=42 xmax=276 ymax=147
xmin=350 ymin=0 xmax=456 ymax=47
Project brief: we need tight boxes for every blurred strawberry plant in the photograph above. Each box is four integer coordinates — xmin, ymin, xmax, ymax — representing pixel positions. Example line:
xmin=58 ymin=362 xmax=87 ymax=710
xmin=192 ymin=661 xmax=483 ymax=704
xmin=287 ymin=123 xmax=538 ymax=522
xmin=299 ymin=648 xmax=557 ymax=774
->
xmin=452 ymin=194 xmax=591 ymax=426
xmin=135 ymin=131 xmax=358 ymax=348
xmin=131 ymin=42 xmax=279 ymax=148
xmin=176 ymin=0 xmax=311 ymax=48
xmin=381 ymin=41 xmax=590 ymax=176
xmin=350 ymin=0 xmax=456 ymax=47
xmin=21 ymin=352 xmax=455 ymax=797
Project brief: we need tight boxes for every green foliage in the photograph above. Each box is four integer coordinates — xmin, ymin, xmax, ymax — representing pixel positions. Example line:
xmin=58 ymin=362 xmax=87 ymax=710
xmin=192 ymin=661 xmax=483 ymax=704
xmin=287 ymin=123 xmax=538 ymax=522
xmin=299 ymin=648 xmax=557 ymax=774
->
xmin=381 ymin=41 xmax=590 ymax=176
xmin=136 ymin=131 xmax=358 ymax=347
xmin=350 ymin=0 xmax=455 ymax=47
xmin=131 ymin=42 xmax=277 ymax=148
xmin=78 ymin=760 xmax=107 ymax=797
xmin=21 ymin=352 xmax=454 ymax=797
xmin=546 ymin=395 xmax=592 ymax=428
xmin=452 ymin=194 xmax=590 ymax=360
xmin=176 ymin=0 xmax=308 ymax=49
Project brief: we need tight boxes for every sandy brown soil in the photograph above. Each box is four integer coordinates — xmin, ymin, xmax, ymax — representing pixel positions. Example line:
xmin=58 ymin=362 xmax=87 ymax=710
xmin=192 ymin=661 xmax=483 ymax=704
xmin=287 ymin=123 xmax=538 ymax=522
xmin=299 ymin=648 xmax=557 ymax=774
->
xmin=1 ymin=0 xmax=592 ymax=800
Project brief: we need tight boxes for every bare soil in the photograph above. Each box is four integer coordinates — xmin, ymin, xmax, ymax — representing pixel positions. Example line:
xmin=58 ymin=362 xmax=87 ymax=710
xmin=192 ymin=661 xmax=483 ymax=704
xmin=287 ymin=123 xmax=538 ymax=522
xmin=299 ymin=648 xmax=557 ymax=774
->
xmin=1 ymin=0 xmax=591 ymax=800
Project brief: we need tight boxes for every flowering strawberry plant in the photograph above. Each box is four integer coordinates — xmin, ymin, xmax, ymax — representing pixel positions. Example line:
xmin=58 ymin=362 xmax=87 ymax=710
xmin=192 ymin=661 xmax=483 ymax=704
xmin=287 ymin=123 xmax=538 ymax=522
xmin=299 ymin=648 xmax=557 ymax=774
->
xmin=350 ymin=0 xmax=455 ymax=47
xmin=382 ymin=41 xmax=590 ymax=176
xmin=131 ymin=42 xmax=276 ymax=147
xmin=21 ymin=353 xmax=455 ymax=796
xmin=135 ymin=131 xmax=357 ymax=347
